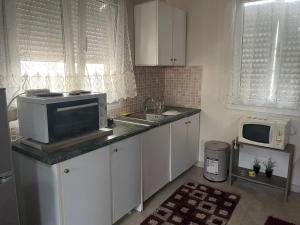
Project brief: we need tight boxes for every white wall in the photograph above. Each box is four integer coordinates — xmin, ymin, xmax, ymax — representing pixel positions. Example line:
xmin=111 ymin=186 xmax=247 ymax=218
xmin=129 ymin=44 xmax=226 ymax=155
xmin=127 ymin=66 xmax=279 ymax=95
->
xmin=165 ymin=0 xmax=300 ymax=192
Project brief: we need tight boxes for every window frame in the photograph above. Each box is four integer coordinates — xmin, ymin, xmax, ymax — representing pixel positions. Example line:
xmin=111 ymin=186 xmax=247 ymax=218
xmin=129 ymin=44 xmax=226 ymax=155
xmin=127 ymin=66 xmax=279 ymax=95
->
xmin=228 ymin=0 xmax=300 ymax=117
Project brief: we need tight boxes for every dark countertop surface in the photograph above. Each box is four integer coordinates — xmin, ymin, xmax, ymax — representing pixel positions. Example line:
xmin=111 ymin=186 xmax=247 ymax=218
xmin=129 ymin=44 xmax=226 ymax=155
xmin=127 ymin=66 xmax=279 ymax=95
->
xmin=12 ymin=106 xmax=201 ymax=165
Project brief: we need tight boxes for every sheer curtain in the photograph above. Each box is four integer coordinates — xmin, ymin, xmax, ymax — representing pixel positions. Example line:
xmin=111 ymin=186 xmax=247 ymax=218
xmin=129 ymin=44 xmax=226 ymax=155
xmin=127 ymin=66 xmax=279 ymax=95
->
xmin=0 ymin=0 xmax=136 ymax=103
xmin=17 ymin=0 xmax=67 ymax=92
xmin=0 ymin=0 xmax=6 ymax=90
xmin=230 ymin=0 xmax=300 ymax=112
xmin=69 ymin=0 xmax=137 ymax=102
xmin=0 ymin=0 xmax=22 ymax=101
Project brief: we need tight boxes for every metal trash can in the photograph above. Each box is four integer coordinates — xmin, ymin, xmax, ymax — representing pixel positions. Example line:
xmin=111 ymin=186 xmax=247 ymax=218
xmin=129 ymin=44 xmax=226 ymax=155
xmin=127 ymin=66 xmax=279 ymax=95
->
xmin=204 ymin=140 xmax=230 ymax=182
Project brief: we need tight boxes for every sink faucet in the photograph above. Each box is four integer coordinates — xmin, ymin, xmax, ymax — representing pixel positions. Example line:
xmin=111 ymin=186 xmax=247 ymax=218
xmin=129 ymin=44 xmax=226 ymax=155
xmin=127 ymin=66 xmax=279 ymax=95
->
xmin=156 ymin=100 xmax=165 ymax=114
xmin=143 ymin=97 xmax=155 ymax=113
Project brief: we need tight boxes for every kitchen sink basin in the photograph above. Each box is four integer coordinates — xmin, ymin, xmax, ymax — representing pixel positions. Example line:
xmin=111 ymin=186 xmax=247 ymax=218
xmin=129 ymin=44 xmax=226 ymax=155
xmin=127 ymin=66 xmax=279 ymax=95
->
xmin=145 ymin=113 xmax=166 ymax=121
xmin=127 ymin=112 xmax=166 ymax=122
xmin=116 ymin=109 xmax=183 ymax=125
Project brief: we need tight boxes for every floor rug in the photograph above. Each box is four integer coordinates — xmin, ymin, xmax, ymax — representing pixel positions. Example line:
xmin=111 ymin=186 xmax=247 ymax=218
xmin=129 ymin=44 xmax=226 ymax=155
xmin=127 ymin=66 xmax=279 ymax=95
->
xmin=141 ymin=181 xmax=240 ymax=225
xmin=264 ymin=216 xmax=295 ymax=225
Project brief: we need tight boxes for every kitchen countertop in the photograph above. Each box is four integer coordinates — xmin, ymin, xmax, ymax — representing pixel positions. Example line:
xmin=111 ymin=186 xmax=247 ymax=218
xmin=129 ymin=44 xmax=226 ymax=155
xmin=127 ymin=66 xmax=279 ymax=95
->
xmin=12 ymin=106 xmax=201 ymax=165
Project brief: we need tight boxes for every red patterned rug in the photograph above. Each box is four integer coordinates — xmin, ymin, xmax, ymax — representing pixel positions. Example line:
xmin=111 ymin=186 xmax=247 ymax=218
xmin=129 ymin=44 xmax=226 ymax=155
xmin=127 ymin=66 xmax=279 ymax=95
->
xmin=141 ymin=181 xmax=240 ymax=225
xmin=264 ymin=216 xmax=295 ymax=225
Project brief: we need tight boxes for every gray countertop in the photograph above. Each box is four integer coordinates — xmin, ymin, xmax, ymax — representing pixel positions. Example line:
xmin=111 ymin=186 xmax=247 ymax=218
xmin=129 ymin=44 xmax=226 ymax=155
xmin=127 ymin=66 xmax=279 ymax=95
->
xmin=12 ymin=106 xmax=201 ymax=165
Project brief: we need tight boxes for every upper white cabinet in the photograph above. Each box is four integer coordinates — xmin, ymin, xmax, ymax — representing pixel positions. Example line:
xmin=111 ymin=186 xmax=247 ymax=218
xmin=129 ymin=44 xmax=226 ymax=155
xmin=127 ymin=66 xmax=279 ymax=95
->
xmin=134 ymin=0 xmax=186 ymax=66
xmin=111 ymin=136 xmax=141 ymax=223
xmin=141 ymin=124 xmax=170 ymax=200
xmin=172 ymin=7 xmax=187 ymax=66
xmin=170 ymin=113 xmax=200 ymax=180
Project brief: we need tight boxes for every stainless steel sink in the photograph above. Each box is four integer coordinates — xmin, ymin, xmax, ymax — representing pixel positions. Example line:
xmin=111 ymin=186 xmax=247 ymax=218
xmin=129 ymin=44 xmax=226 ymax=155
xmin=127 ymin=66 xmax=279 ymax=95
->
xmin=145 ymin=113 xmax=165 ymax=121
xmin=116 ymin=109 xmax=184 ymax=126
xmin=126 ymin=112 xmax=167 ymax=122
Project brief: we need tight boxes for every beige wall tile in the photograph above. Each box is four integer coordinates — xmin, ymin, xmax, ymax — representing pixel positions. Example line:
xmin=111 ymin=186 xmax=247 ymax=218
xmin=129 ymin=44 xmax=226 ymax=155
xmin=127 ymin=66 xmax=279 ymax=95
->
xmin=108 ymin=66 xmax=202 ymax=117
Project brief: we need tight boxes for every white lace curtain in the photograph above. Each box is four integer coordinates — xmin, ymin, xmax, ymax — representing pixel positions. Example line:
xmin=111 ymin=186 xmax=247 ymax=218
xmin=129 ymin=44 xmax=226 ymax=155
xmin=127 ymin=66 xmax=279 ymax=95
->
xmin=0 ymin=0 xmax=137 ymax=103
xmin=229 ymin=0 xmax=300 ymax=111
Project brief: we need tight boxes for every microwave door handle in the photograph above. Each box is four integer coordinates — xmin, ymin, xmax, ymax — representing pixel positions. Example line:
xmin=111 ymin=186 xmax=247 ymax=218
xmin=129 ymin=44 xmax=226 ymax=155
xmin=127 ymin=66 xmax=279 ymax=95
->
xmin=57 ymin=102 xmax=98 ymax=112
xmin=269 ymin=128 xmax=272 ymax=143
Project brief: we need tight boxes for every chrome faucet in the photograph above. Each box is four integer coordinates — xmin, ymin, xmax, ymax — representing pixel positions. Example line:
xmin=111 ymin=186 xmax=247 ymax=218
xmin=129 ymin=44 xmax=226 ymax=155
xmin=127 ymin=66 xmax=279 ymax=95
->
xmin=155 ymin=100 xmax=165 ymax=114
xmin=143 ymin=97 xmax=155 ymax=113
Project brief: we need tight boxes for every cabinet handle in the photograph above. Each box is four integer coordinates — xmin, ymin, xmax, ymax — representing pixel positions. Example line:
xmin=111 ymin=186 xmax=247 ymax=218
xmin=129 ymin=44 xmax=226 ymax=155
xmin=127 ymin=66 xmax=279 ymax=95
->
xmin=185 ymin=121 xmax=191 ymax=125
xmin=114 ymin=148 xmax=118 ymax=152
xmin=170 ymin=58 xmax=173 ymax=62
xmin=174 ymin=58 xmax=177 ymax=61
xmin=64 ymin=169 xmax=70 ymax=174
xmin=0 ymin=176 xmax=12 ymax=185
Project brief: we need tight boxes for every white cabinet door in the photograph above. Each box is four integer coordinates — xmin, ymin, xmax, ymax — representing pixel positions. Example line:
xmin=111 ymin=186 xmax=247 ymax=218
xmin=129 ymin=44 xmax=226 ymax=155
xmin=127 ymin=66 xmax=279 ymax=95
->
xmin=111 ymin=136 xmax=141 ymax=223
xmin=134 ymin=0 xmax=186 ymax=66
xmin=60 ymin=147 xmax=111 ymax=225
xmin=157 ymin=1 xmax=173 ymax=66
xmin=187 ymin=114 xmax=200 ymax=168
xmin=142 ymin=124 xmax=170 ymax=200
xmin=170 ymin=114 xmax=200 ymax=181
xmin=134 ymin=1 xmax=158 ymax=65
xmin=172 ymin=7 xmax=186 ymax=66
xmin=170 ymin=117 xmax=188 ymax=181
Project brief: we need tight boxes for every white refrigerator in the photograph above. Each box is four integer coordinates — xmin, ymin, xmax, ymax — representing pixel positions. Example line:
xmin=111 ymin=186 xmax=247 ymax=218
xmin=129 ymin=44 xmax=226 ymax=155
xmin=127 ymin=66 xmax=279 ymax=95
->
xmin=0 ymin=88 xmax=20 ymax=225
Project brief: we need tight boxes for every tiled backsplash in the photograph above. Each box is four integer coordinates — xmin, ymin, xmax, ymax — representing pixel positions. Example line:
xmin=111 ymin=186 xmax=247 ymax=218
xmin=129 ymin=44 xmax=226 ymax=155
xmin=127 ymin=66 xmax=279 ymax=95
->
xmin=164 ymin=66 xmax=202 ymax=109
xmin=108 ymin=66 xmax=202 ymax=117
xmin=108 ymin=66 xmax=165 ymax=117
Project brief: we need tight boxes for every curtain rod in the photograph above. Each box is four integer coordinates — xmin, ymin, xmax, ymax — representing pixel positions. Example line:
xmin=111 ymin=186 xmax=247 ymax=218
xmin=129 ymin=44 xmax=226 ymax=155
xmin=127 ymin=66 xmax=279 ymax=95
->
xmin=97 ymin=0 xmax=119 ymax=7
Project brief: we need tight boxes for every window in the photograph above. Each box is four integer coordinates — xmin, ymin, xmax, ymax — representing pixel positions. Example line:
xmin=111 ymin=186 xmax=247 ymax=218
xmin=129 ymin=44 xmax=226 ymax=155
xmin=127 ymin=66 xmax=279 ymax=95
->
xmin=70 ymin=0 xmax=116 ymax=77
xmin=0 ymin=0 xmax=136 ymax=103
xmin=231 ymin=0 xmax=300 ymax=114
xmin=17 ymin=0 xmax=65 ymax=78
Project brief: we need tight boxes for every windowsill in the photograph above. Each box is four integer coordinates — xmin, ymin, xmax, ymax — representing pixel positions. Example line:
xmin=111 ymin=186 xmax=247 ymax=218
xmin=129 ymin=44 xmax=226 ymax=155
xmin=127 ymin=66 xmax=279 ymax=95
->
xmin=227 ymin=103 xmax=300 ymax=117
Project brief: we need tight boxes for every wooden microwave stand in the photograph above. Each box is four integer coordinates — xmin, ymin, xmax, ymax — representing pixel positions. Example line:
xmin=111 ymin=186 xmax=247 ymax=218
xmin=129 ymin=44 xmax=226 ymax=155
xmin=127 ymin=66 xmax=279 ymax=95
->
xmin=229 ymin=139 xmax=294 ymax=201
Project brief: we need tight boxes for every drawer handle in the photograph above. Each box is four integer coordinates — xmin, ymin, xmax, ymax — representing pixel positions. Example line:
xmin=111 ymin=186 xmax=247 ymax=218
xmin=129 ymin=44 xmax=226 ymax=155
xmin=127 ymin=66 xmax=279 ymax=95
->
xmin=64 ymin=169 xmax=70 ymax=174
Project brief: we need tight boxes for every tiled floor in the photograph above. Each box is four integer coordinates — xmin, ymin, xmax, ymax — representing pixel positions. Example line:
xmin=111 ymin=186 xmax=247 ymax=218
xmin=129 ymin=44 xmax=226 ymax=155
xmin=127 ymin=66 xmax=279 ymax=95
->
xmin=115 ymin=166 xmax=300 ymax=225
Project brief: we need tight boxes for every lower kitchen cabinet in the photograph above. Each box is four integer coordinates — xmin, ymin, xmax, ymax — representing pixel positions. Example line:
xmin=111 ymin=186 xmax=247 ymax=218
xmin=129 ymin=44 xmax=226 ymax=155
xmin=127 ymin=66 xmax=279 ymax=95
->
xmin=14 ymin=147 xmax=112 ymax=225
xmin=13 ymin=112 xmax=200 ymax=225
xmin=111 ymin=136 xmax=141 ymax=223
xmin=170 ymin=117 xmax=187 ymax=180
xmin=60 ymin=147 xmax=111 ymax=225
xmin=187 ymin=113 xmax=200 ymax=168
xmin=170 ymin=113 xmax=200 ymax=180
xmin=141 ymin=124 xmax=170 ymax=201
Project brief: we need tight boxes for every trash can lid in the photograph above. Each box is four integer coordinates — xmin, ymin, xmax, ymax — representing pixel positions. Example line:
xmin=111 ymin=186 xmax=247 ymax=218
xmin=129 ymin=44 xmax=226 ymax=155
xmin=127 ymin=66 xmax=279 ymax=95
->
xmin=205 ymin=141 xmax=229 ymax=151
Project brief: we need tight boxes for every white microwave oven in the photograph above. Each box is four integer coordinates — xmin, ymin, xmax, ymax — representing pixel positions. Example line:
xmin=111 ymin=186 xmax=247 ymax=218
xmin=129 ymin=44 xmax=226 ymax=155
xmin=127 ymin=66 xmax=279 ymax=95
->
xmin=18 ymin=92 xmax=107 ymax=143
xmin=238 ymin=115 xmax=290 ymax=150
